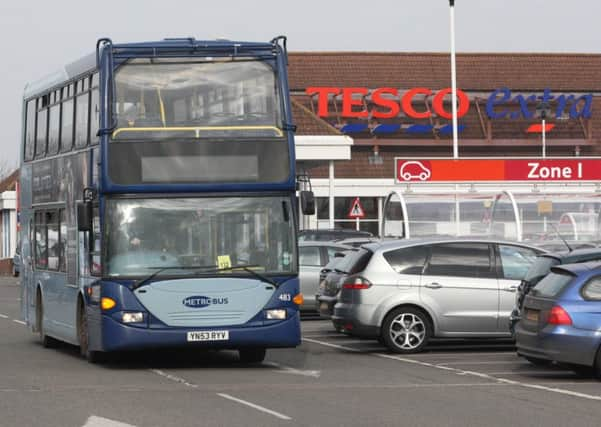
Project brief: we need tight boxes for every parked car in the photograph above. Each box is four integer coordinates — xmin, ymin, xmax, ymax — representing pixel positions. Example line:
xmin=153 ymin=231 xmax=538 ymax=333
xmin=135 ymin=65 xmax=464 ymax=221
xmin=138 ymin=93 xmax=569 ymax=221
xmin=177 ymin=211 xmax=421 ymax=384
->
xmin=331 ymin=238 xmax=543 ymax=353
xmin=316 ymin=248 xmax=366 ymax=318
xmin=332 ymin=237 xmax=380 ymax=248
xmin=12 ymin=243 xmax=21 ymax=277
xmin=529 ymin=240 xmax=597 ymax=252
xmin=299 ymin=241 xmax=352 ymax=312
xmin=509 ymin=247 xmax=601 ymax=335
xmin=298 ymin=229 xmax=374 ymax=242
xmin=515 ymin=261 xmax=601 ymax=377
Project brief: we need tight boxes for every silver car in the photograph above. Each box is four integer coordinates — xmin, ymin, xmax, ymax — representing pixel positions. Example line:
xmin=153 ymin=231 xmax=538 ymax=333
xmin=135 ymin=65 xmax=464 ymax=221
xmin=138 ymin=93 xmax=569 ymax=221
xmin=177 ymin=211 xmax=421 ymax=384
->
xmin=332 ymin=238 xmax=543 ymax=353
xmin=299 ymin=241 xmax=351 ymax=312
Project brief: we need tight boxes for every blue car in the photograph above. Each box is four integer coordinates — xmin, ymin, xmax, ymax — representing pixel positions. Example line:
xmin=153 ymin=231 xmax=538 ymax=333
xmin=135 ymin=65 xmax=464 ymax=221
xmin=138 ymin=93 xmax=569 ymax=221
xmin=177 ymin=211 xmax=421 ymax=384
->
xmin=515 ymin=261 xmax=601 ymax=377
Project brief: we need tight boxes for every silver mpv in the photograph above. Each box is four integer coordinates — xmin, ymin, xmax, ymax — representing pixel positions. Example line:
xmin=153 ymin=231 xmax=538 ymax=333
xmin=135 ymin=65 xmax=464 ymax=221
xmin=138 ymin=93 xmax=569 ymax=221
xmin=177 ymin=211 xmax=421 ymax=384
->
xmin=332 ymin=238 xmax=543 ymax=353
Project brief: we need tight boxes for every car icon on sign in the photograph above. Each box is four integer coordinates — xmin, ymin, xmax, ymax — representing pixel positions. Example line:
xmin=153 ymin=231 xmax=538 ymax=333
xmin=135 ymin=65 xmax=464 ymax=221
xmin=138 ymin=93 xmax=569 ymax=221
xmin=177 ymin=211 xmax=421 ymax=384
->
xmin=400 ymin=161 xmax=431 ymax=181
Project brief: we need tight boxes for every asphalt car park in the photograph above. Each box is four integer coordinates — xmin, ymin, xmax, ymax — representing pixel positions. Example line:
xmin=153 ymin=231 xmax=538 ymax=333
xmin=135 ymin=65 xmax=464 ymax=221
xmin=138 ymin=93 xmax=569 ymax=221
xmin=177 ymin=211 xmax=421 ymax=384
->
xmin=2 ymin=277 xmax=601 ymax=427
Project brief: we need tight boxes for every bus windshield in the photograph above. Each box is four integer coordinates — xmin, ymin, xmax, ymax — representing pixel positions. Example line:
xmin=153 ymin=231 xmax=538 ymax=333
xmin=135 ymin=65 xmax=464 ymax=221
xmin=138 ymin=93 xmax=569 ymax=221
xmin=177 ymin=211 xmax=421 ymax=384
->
xmin=113 ymin=58 xmax=282 ymax=139
xmin=105 ymin=196 xmax=296 ymax=277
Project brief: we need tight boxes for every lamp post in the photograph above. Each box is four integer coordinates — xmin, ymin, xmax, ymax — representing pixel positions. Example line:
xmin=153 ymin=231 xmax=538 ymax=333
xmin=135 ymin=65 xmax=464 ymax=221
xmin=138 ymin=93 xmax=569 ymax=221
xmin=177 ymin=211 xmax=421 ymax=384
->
xmin=449 ymin=0 xmax=459 ymax=159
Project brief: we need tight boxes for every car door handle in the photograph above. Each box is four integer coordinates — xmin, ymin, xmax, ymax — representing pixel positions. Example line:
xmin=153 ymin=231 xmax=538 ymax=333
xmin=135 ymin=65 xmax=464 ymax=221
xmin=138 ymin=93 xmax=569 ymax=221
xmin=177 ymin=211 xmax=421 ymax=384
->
xmin=503 ymin=285 xmax=518 ymax=293
xmin=424 ymin=282 xmax=443 ymax=289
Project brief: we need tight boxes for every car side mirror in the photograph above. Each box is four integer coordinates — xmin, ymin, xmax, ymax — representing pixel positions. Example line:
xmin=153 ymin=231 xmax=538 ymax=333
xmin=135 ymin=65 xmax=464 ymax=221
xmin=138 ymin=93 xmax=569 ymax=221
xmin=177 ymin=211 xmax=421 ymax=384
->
xmin=300 ymin=190 xmax=315 ymax=215
xmin=77 ymin=201 xmax=92 ymax=232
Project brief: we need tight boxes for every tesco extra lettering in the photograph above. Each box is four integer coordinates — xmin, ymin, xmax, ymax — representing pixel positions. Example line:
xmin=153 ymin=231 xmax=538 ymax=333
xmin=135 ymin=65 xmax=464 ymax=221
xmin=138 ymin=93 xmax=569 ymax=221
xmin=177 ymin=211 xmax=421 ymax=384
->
xmin=306 ymin=87 xmax=592 ymax=121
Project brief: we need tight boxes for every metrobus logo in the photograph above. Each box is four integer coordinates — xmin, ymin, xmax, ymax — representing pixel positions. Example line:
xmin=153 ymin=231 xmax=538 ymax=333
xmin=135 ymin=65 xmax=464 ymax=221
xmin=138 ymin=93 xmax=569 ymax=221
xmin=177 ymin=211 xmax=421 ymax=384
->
xmin=182 ymin=296 xmax=229 ymax=308
xmin=305 ymin=87 xmax=593 ymax=134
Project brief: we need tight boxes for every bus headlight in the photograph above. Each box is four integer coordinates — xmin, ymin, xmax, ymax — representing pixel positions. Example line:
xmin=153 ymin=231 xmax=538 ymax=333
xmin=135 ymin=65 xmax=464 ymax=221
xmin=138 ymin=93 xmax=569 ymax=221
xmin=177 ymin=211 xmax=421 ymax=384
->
xmin=122 ymin=312 xmax=145 ymax=323
xmin=265 ymin=309 xmax=287 ymax=320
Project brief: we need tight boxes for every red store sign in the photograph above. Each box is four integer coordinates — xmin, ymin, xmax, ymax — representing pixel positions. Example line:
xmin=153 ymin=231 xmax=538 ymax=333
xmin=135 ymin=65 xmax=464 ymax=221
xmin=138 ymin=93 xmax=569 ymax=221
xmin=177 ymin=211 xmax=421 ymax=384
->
xmin=395 ymin=158 xmax=601 ymax=183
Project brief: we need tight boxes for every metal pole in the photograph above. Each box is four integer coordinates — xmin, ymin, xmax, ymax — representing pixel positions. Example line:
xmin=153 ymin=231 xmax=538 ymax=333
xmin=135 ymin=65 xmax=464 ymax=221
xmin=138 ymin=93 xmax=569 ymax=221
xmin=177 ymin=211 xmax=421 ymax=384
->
xmin=542 ymin=118 xmax=546 ymax=158
xmin=329 ymin=161 xmax=335 ymax=229
xmin=449 ymin=0 xmax=459 ymax=159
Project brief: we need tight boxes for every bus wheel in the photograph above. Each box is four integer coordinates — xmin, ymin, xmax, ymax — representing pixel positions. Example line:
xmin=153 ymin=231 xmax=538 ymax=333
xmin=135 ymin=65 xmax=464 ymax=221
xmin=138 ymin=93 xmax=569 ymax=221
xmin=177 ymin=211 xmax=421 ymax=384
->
xmin=36 ymin=291 xmax=59 ymax=348
xmin=239 ymin=348 xmax=266 ymax=364
xmin=78 ymin=303 xmax=104 ymax=363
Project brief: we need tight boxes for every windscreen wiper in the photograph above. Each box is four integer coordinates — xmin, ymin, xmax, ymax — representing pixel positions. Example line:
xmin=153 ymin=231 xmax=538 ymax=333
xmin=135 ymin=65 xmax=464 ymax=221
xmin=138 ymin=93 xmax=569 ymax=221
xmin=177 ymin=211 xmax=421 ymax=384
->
xmin=132 ymin=265 xmax=217 ymax=290
xmin=201 ymin=264 xmax=279 ymax=287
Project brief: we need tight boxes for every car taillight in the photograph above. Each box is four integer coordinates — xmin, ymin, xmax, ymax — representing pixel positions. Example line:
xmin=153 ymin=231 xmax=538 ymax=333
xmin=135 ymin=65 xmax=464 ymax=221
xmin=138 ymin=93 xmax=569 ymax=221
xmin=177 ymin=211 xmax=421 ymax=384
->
xmin=547 ymin=305 xmax=572 ymax=326
xmin=342 ymin=276 xmax=372 ymax=290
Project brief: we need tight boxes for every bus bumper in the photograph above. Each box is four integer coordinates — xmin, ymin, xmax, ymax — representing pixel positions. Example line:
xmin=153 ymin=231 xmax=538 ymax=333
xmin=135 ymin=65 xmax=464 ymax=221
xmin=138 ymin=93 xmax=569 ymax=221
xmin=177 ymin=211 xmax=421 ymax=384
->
xmin=99 ymin=312 xmax=301 ymax=352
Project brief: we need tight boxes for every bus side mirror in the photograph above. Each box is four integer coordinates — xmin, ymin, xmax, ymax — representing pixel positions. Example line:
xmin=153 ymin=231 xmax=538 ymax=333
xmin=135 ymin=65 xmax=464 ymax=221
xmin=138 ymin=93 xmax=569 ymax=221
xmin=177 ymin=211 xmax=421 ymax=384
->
xmin=300 ymin=191 xmax=315 ymax=215
xmin=77 ymin=201 xmax=93 ymax=232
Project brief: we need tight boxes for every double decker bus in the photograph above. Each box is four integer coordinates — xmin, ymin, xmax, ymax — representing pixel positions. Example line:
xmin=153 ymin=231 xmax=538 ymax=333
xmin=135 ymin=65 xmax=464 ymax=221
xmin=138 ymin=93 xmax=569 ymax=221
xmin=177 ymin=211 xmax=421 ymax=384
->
xmin=19 ymin=37 xmax=313 ymax=363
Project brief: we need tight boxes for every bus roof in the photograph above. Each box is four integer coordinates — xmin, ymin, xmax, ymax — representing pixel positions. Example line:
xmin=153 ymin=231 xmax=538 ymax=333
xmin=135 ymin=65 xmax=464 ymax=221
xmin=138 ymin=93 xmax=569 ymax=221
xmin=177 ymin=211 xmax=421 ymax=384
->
xmin=23 ymin=38 xmax=279 ymax=100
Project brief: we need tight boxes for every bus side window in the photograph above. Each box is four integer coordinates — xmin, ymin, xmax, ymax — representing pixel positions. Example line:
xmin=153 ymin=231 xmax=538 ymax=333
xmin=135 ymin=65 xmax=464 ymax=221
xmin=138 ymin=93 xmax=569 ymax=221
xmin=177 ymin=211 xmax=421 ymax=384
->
xmin=61 ymin=97 xmax=74 ymax=152
xmin=47 ymin=103 xmax=60 ymax=156
xmin=47 ymin=211 xmax=59 ymax=271
xmin=34 ymin=211 xmax=47 ymax=270
xmin=35 ymin=98 xmax=48 ymax=158
xmin=75 ymin=89 xmax=90 ymax=148
xmin=90 ymin=87 xmax=99 ymax=145
xmin=59 ymin=209 xmax=67 ymax=272
xmin=90 ymin=206 xmax=101 ymax=276
xmin=24 ymin=100 xmax=36 ymax=161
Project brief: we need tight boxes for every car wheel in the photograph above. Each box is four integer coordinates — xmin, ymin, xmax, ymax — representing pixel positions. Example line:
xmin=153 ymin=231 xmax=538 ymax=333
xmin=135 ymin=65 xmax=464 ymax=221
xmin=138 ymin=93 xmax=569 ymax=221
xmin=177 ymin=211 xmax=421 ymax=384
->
xmin=78 ymin=302 xmax=104 ymax=363
xmin=36 ymin=291 xmax=59 ymax=348
xmin=524 ymin=356 xmax=552 ymax=367
xmin=419 ymin=172 xmax=428 ymax=180
xmin=402 ymin=173 xmax=411 ymax=181
xmin=382 ymin=307 xmax=431 ymax=354
xmin=239 ymin=348 xmax=266 ymax=364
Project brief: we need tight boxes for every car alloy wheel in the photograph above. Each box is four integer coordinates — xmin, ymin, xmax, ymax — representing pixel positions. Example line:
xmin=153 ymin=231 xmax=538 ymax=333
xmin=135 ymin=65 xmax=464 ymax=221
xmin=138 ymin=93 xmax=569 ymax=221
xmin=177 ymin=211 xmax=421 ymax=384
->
xmin=383 ymin=307 xmax=431 ymax=354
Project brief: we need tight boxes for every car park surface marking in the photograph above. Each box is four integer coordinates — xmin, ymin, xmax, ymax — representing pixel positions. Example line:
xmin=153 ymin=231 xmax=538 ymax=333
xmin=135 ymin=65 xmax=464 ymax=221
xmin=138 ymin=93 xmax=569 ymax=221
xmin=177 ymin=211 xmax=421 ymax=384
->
xmin=263 ymin=361 xmax=321 ymax=378
xmin=304 ymin=336 xmax=601 ymax=401
xmin=0 ymin=313 xmax=8 ymax=319
xmin=151 ymin=368 xmax=293 ymax=420
xmin=217 ymin=393 xmax=292 ymax=421
xmin=12 ymin=319 xmax=25 ymax=325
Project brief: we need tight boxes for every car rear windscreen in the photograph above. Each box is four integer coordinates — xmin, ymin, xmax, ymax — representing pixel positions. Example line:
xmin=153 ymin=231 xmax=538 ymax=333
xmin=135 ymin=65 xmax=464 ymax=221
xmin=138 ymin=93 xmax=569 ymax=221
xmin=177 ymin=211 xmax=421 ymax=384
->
xmin=532 ymin=271 xmax=574 ymax=298
xmin=524 ymin=257 xmax=560 ymax=282
xmin=337 ymin=248 xmax=373 ymax=274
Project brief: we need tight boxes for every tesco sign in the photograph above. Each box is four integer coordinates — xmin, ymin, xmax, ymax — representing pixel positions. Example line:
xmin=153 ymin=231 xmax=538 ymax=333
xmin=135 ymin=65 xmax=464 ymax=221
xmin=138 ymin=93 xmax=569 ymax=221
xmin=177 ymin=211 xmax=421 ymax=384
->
xmin=306 ymin=87 xmax=593 ymax=133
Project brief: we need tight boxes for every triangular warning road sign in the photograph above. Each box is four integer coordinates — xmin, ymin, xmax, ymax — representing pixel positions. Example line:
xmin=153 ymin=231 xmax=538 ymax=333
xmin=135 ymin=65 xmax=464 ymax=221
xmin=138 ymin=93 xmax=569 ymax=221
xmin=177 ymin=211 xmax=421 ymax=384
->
xmin=347 ymin=197 xmax=366 ymax=219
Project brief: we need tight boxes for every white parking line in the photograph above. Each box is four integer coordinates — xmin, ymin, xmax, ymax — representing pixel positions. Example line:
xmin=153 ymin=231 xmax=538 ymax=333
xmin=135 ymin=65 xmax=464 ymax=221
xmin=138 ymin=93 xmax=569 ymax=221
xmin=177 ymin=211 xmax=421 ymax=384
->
xmin=0 ymin=314 xmax=9 ymax=319
xmin=151 ymin=369 xmax=293 ymax=420
xmin=149 ymin=369 xmax=198 ymax=389
xmin=304 ymin=337 xmax=601 ymax=402
xmin=439 ymin=361 xmax=528 ymax=366
xmin=12 ymin=319 xmax=26 ymax=325
xmin=217 ymin=393 xmax=292 ymax=421
xmin=264 ymin=362 xmax=321 ymax=378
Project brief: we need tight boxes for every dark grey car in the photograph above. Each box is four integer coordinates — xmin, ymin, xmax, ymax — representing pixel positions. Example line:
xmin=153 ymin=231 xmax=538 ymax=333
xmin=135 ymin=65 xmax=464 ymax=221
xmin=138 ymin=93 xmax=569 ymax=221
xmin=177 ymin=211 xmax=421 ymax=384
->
xmin=299 ymin=242 xmax=351 ymax=312
xmin=332 ymin=238 xmax=543 ymax=353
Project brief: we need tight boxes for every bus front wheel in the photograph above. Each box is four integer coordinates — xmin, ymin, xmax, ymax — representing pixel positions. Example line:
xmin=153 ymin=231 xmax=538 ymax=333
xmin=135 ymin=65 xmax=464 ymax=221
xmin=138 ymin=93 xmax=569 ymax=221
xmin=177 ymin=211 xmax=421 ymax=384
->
xmin=239 ymin=348 xmax=266 ymax=364
xmin=78 ymin=302 xmax=104 ymax=363
xmin=36 ymin=290 xmax=59 ymax=348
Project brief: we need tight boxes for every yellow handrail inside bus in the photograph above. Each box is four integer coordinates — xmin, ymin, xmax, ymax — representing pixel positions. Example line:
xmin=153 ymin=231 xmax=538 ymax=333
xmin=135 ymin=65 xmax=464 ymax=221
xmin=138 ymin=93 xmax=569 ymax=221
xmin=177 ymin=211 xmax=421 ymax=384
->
xmin=112 ymin=126 xmax=284 ymax=138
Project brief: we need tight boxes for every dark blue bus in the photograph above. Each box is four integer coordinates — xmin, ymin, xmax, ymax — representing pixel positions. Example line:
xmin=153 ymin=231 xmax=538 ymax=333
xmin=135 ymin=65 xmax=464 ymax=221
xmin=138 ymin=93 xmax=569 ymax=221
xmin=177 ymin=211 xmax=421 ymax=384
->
xmin=19 ymin=37 xmax=311 ymax=363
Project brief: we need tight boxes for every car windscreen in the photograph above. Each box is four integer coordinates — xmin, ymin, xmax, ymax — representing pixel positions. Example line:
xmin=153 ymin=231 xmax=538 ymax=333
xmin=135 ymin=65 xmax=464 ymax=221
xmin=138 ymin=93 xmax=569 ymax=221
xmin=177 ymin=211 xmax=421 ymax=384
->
xmin=532 ymin=271 xmax=575 ymax=298
xmin=524 ymin=256 xmax=560 ymax=283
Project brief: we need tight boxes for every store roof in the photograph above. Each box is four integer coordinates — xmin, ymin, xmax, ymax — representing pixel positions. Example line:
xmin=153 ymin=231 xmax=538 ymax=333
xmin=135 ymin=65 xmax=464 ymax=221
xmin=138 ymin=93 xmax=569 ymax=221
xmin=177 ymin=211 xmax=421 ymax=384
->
xmin=288 ymin=52 xmax=601 ymax=92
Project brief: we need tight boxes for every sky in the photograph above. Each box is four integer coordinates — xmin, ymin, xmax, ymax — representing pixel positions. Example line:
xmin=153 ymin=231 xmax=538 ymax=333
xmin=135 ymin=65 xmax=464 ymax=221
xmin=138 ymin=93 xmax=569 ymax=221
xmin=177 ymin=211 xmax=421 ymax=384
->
xmin=0 ymin=0 xmax=600 ymax=169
